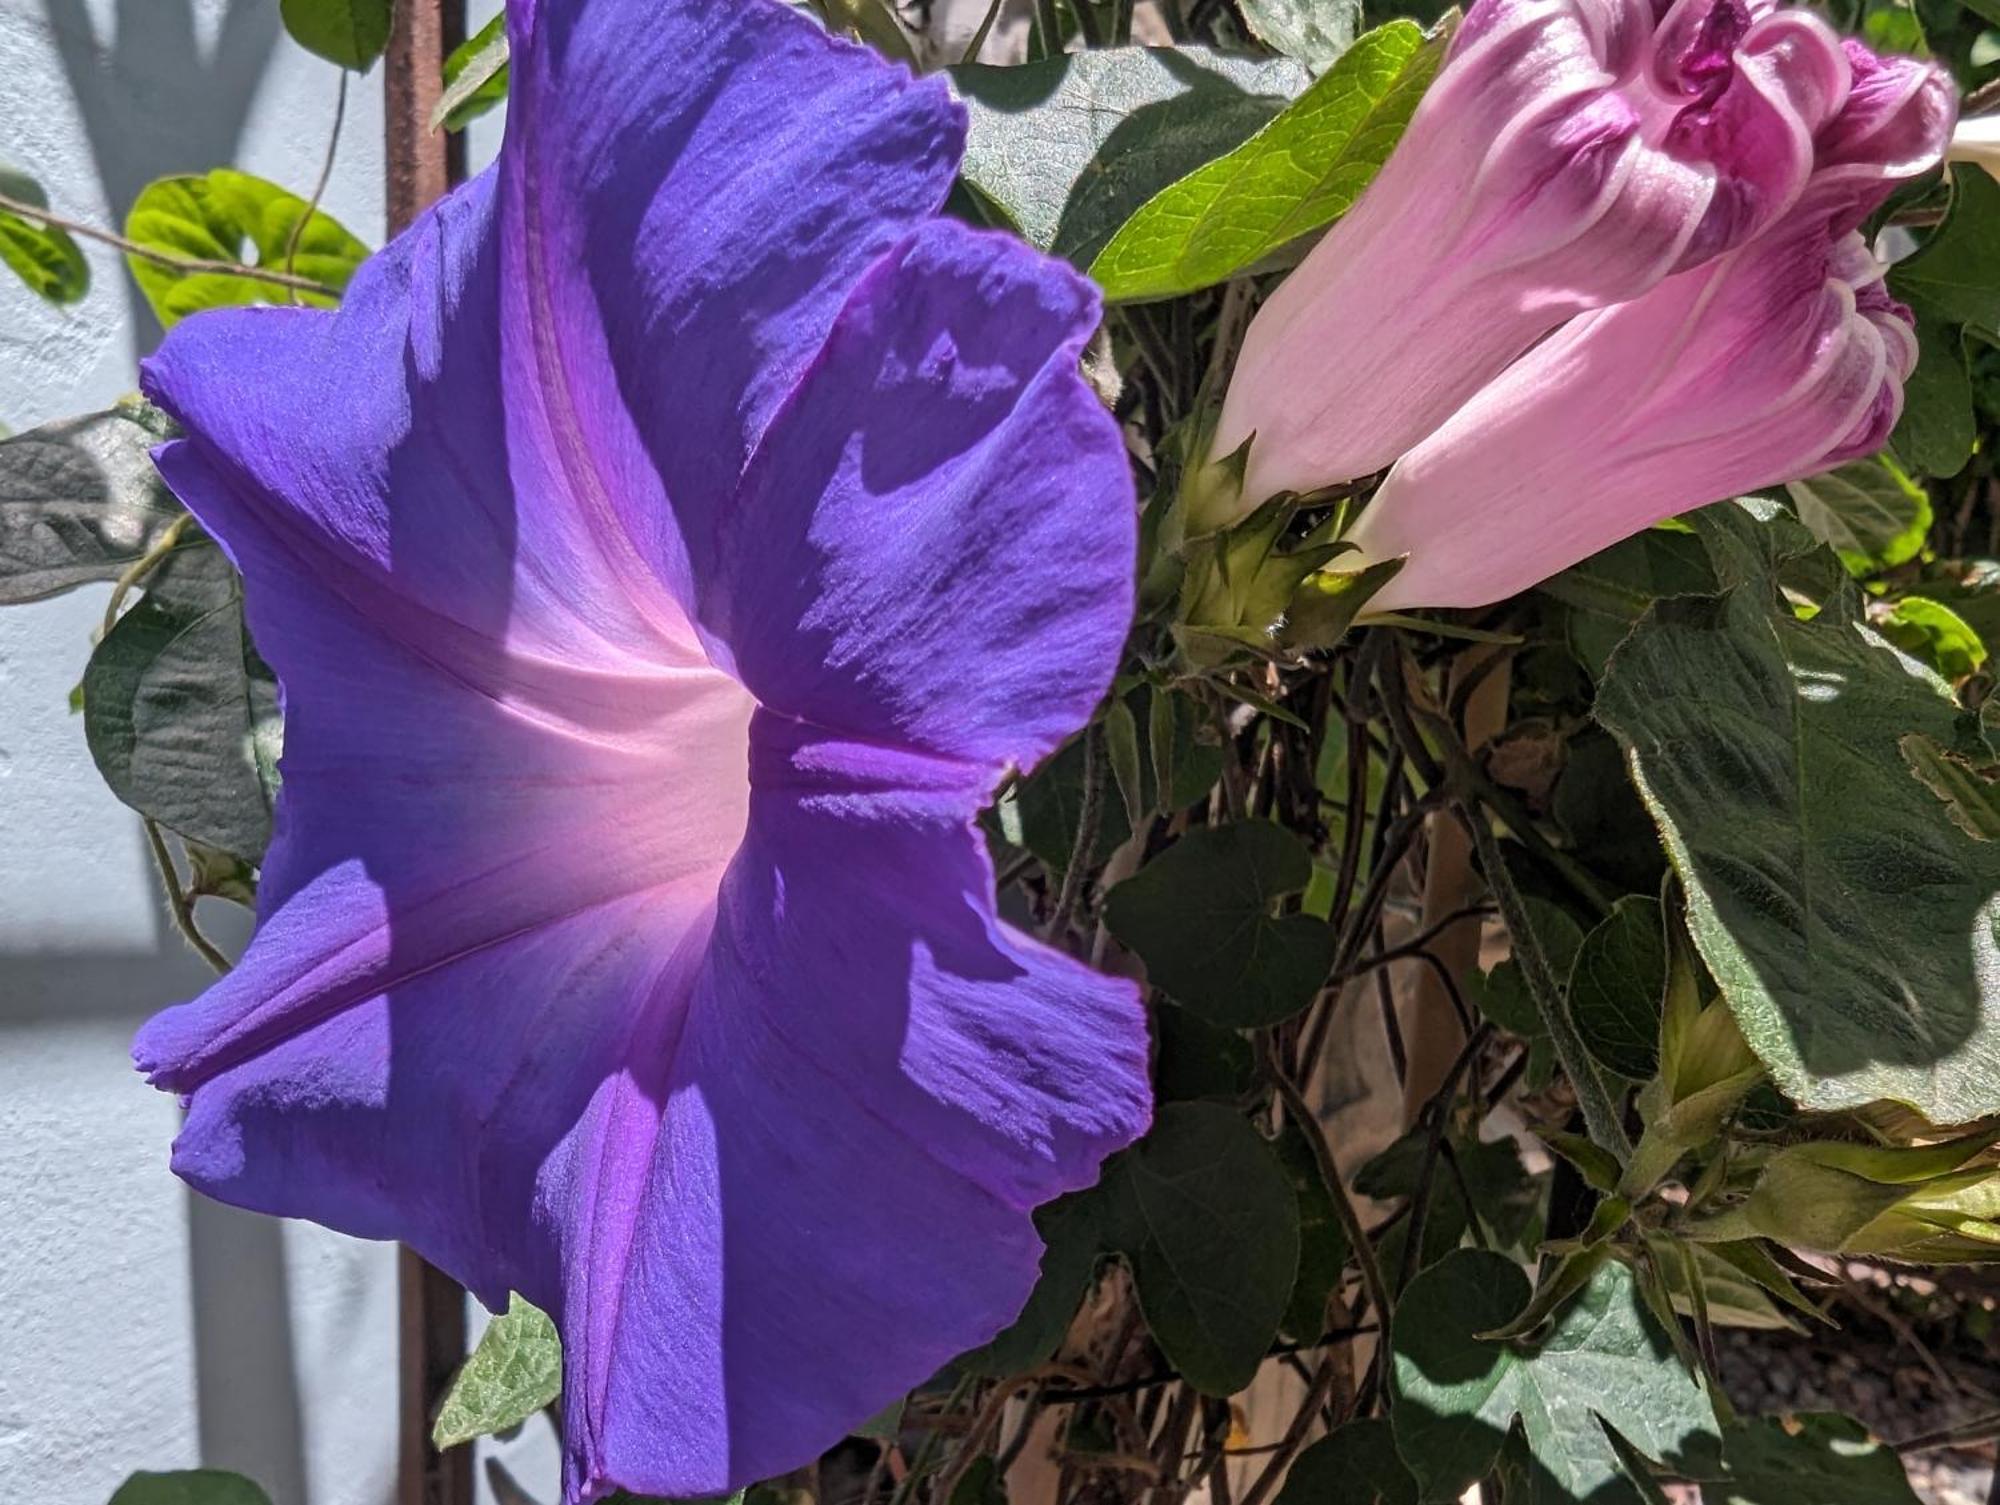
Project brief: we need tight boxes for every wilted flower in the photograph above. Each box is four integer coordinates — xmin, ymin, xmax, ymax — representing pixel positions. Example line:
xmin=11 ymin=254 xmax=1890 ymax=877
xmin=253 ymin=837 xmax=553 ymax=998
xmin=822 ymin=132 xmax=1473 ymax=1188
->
xmin=1342 ymin=94 xmax=1950 ymax=613
xmin=1210 ymin=0 xmax=1860 ymax=508
xmin=1709 ymin=1132 xmax=2000 ymax=1263
xmin=131 ymin=0 xmax=1149 ymax=1498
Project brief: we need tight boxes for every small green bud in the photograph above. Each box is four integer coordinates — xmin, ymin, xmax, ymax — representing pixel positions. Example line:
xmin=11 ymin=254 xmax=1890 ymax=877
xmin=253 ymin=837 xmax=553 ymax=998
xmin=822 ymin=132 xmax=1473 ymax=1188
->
xmin=1729 ymin=1131 xmax=2000 ymax=1263
xmin=1180 ymin=430 xmax=1255 ymax=540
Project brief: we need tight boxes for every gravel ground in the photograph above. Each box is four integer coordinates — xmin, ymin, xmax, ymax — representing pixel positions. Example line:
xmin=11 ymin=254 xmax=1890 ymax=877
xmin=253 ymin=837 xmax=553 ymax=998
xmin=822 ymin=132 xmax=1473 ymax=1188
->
xmin=1712 ymin=1262 xmax=2000 ymax=1504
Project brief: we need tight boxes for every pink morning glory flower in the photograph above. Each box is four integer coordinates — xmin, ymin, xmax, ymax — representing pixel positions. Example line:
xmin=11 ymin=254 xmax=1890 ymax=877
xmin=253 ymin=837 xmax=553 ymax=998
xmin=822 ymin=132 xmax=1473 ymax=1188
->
xmin=1212 ymin=0 xmax=1859 ymax=507
xmin=1343 ymin=47 xmax=1953 ymax=613
xmin=129 ymin=0 xmax=1150 ymax=1497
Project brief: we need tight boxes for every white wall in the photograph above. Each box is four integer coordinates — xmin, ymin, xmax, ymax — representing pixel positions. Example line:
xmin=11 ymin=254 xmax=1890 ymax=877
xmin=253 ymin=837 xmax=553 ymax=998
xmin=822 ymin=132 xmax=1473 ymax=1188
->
xmin=0 ymin=5 xmax=554 ymax=1503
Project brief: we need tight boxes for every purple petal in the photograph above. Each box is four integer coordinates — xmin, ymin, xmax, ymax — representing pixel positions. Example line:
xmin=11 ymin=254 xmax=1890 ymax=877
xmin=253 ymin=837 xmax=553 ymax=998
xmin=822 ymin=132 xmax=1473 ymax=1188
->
xmin=499 ymin=0 xmax=965 ymax=606
xmin=710 ymin=220 xmax=1136 ymax=774
xmin=575 ymin=785 xmax=1148 ymax=1497
xmin=132 ymin=0 xmax=1147 ymax=1497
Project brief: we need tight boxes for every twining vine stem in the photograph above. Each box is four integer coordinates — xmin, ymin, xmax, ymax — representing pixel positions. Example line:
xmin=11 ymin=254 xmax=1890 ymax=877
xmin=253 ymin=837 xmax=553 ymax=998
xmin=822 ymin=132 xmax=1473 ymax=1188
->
xmin=0 ymin=190 xmax=342 ymax=298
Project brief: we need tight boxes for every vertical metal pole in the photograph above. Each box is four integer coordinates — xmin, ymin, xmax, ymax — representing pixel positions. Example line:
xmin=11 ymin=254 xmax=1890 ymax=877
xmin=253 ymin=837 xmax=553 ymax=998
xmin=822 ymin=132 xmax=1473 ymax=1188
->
xmin=384 ymin=0 xmax=465 ymax=234
xmin=385 ymin=4 xmax=470 ymax=1505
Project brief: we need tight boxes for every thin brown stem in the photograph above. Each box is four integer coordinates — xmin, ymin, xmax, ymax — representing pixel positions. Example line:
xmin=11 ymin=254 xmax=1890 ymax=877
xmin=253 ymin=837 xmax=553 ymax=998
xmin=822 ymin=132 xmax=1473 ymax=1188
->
xmin=283 ymin=68 xmax=351 ymax=292
xmin=1263 ymin=1039 xmax=1394 ymax=1331
xmin=142 ymin=820 xmax=230 ymax=975
xmin=0 ymin=190 xmax=340 ymax=298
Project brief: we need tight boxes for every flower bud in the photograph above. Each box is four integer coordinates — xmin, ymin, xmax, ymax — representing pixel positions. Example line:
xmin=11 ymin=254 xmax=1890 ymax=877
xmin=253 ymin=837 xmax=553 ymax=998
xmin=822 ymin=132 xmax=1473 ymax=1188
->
xmin=1725 ymin=1133 xmax=2000 ymax=1263
xmin=1214 ymin=0 xmax=1860 ymax=505
xmin=1621 ymin=924 xmax=1763 ymax=1196
xmin=1342 ymin=200 xmax=1926 ymax=612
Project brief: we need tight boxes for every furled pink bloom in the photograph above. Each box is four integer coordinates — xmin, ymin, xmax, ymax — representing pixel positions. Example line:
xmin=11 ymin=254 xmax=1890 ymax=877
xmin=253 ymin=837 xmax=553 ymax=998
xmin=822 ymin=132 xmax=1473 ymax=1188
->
xmin=1344 ymin=190 xmax=1931 ymax=611
xmin=130 ymin=0 xmax=1149 ymax=1498
xmin=1211 ymin=0 xmax=1860 ymax=508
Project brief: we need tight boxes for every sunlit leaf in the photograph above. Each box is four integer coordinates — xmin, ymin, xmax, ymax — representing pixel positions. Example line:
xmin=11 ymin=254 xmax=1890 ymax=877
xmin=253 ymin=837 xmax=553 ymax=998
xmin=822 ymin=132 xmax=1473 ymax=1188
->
xmin=953 ymin=47 xmax=1308 ymax=270
xmin=0 ymin=402 xmax=187 ymax=604
xmin=1784 ymin=456 xmax=1930 ymax=576
xmin=1598 ymin=580 xmax=2000 ymax=1120
xmin=0 ymin=161 xmax=88 ymax=304
xmin=125 ymin=169 xmax=369 ymax=328
xmin=433 ymin=1294 xmax=563 ymax=1450
xmin=438 ymin=13 xmax=509 ymax=132
xmin=1088 ymin=21 xmax=1440 ymax=302
xmin=1239 ymin=0 xmax=1362 ymax=71
xmin=280 ymin=0 xmax=393 ymax=70
xmin=1389 ymin=1251 xmax=1719 ymax=1504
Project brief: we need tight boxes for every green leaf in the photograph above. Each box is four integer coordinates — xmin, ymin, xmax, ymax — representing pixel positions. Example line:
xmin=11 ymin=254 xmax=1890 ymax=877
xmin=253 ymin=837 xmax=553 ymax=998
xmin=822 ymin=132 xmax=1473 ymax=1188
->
xmin=1390 ymin=1251 xmax=1720 ymax=1505
xmin=1279 ymin=1420 xmax=1416 ymax=1505
xmin=1103 ymin=821 xmax=1337 ymax=1027
xmin=1659 ymin=1242 xmax=1802 ymax=1334
xmin=125 ymin=169 xmax=369 ymax=328
xmin=1108 ymin=1102 xmax=1299 ymax=1395
xmin=1597 ymin=582 xmax=2000 ymax=1121
xmin=1542 ymin=526 xmax=1718 ymax=677
xmin=1703 ymin=1414 xmax=1921 ymax=1504
xmin=1910 ymin=558 xmax=2000 ymax=661
xmin=280 ymin=0 xmax=393 ymax=69
xmin=1893 ymin=316 xmax=1976 ymax=477
xmin=952 ymin=47 xmax=1308 ymax=270
xmin=433 ymin=1294 xmax=563 ymax=1450
xmin=1879 ymin=595 xmax=1988 ymax=678
xmin=1087 ymin=21 xmax=1440 ymax=302
xmin=960 ymin=1195 xmax=1105 ymax=1376
xmin=0 ymin=161 xmax=88 ymax=304
xmin=438 ymin=13 xmax=510 ymax=132
xmin=1238 ymin=0 xmax=1362 ymax=71
xmin=108 ymin=1474 xmax=272 ymax=1505
xmin=1357 ymin=1125 xmax=1542 ymax=1275
xmin=1154 ymin=1000 xmax=1256 ymax=1102
xmin=1275 ymin=1120 xmax=1351 ymax=1340
xmin=948 ymin=1456 xmax=1008 ymax=1505
xmin=0 ymin=402 xmax=189 ymax=604
xmin=1569 ymin=896 xmax=1668 ymax=1081
xmin=853 ymin=1397 xmax=905 ymax=1442
xmin=82 ymin=536 xmax=280 ymax=861
xmin=1888 ymin=165 xmax=2000 ymax=336
xmin=1015 ymin=731 xmax=1129 ymax=872
xmin=1900 ymin=730 xmax=2000 ymax=841
xmin=1104 ymin=697 xmax=1147 ymax=828
xmin=1783 ymin=456 xmax=1931 ymax=576
xmin=966 ymin=1103 xmax=1299 ymax=1391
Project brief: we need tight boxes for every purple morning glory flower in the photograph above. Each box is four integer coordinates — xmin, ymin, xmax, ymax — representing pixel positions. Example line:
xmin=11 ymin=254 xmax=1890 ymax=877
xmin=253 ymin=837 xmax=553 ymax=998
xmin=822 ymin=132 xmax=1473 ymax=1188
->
xmin=1211 ymin=0 xmax=1861 ymax=509
xmin=129 ymin=0 xmax=1150 ymax=1497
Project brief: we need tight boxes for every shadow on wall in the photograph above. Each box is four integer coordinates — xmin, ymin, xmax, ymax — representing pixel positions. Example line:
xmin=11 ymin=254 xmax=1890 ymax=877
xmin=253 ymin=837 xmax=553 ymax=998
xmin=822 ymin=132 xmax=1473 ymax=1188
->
xmin=1 ymin=892 xmax=312 ymax=1504
xmin=19 ymin=6 xmax=324 ymax=1497
xmin=44 ymin=0 xmax=282 ymax=354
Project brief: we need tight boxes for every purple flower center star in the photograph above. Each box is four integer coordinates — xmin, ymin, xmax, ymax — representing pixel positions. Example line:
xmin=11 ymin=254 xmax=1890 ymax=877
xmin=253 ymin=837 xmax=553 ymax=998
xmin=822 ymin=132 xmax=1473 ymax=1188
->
xmin=128 ymin=0 xmax=1152 ymax=1498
